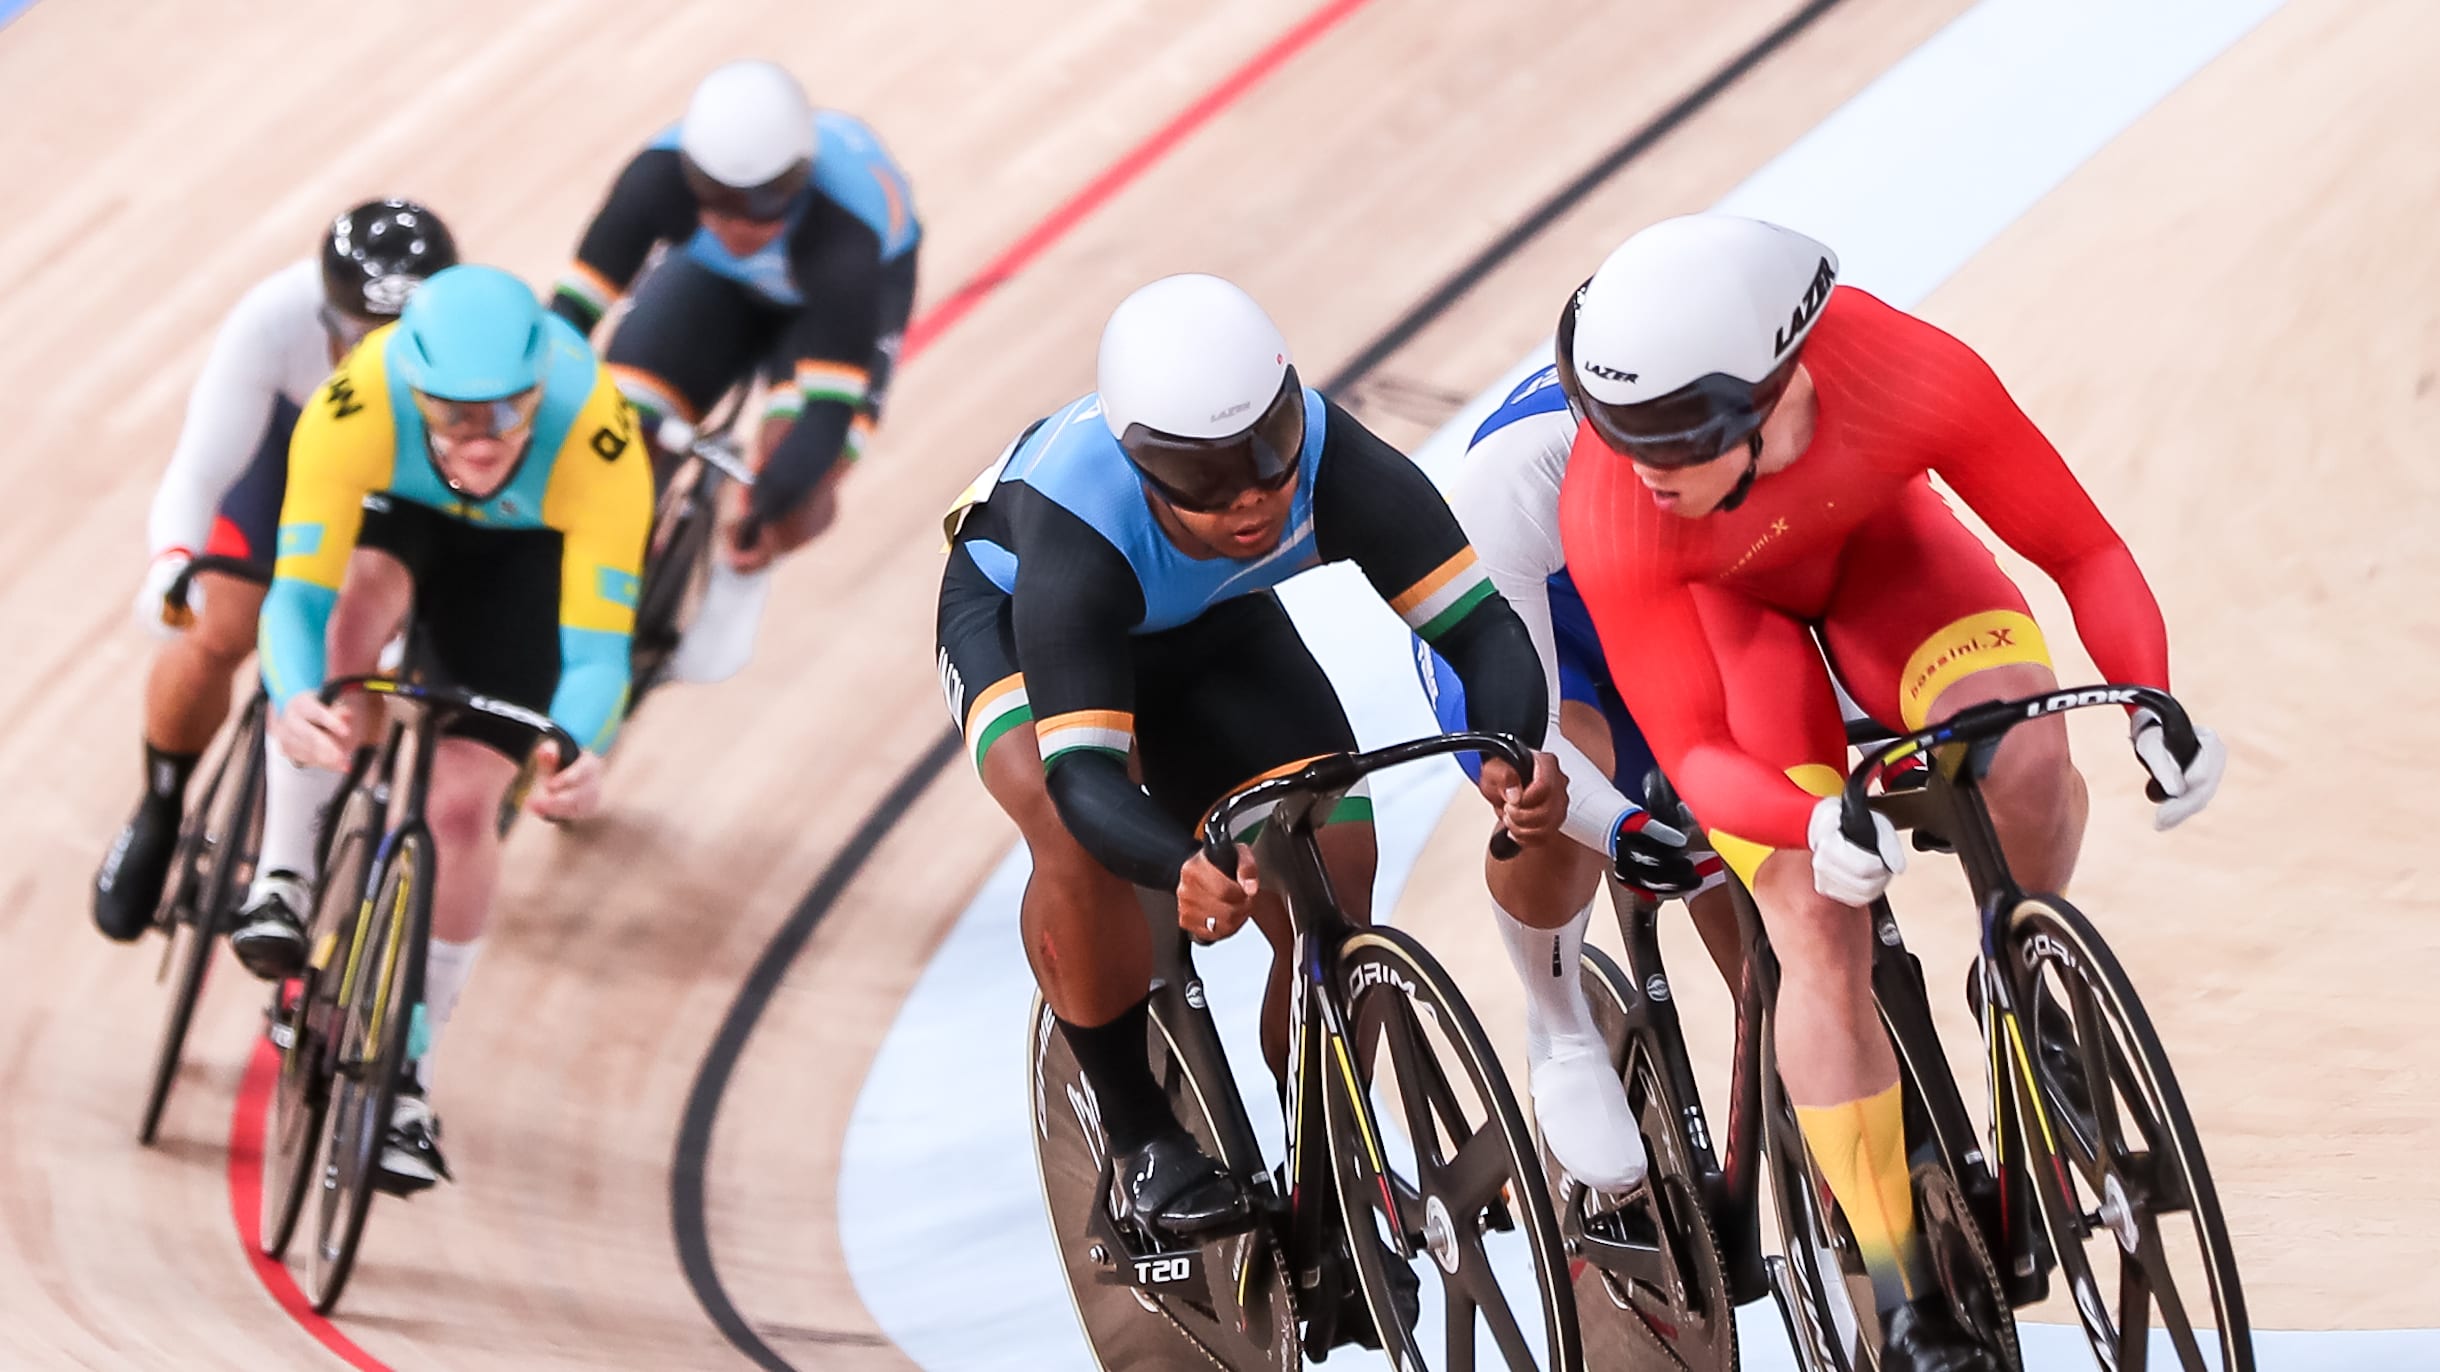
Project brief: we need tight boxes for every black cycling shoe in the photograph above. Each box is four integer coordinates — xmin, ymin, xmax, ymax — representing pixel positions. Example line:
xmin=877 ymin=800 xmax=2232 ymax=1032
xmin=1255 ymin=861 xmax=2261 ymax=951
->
xmin=93 ymin=799 xmax=180 ymax=942
xmin=1117 ymin=1129 xmax=1251 ymax=1237
xmin=229 ymin=875 xmax=310 ymax=981
xmin=1880 ymin=1294 xmax=2001 ymax=1372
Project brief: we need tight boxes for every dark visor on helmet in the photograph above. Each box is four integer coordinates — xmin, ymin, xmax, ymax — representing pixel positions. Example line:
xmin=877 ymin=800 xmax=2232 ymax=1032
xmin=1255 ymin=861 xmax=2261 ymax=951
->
xmin=1581 ymin=354 xmax=1802 ymax=469
xmin=1119 ymin=367 xmax=1305 ymax=514
xmin=682 ymin=157 xmax=811 ymax=222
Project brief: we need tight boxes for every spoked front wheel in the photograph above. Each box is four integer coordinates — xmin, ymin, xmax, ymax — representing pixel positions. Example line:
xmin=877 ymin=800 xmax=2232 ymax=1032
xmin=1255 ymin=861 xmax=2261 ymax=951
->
xmin=300 ymin=829 xmax=430 ymax=1313
xmin=1554 ymin=945 xmax=1735 ymax=1372
xmin=1331 ymin=925 xmax=1581 ymax=1372
xmin=1025 ymin=993 xmax=1296 ymax=1370
xmin=2005 ymin=895 xmax=2251 ymax=1372
xmin=139 ymin=696 xmax=266 ymax=1145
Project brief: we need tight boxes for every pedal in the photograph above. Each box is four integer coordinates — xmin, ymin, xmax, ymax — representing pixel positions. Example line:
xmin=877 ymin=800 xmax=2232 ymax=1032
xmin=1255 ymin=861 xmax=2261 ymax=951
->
xmin=2003 ymin=1248 xmax=2050 ymax=1307
xmin=262 ymin=980 xmax=303 ymax=1050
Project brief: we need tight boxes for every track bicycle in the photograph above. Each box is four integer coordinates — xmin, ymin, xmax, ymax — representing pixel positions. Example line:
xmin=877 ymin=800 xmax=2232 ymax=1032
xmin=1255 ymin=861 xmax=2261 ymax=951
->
xmin=254 ymin=675 xmax=576 ymax=1314
xmin=627 ymin=398 xmax=757 ymax=713
xmin=1554 ymin=684 xmax=2248 ymax=1371
xmin=1031 ymin=731 xmax=1583 ymax=1369
xmin=134 ymin=553 xmax=270 ymax=1145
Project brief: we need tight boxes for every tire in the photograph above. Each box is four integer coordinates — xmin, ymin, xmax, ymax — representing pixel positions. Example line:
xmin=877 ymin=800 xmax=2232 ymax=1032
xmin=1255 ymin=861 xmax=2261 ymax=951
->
xmin=259 ymin=776 xmax=382 ymax=1260
xmin=299 ymin=828 xmax=429 ymax=1313
xmin=1556 ymin=946 xmax=1736 ymax=1372
xmin=138 ymin=699 xmax=265 ymax=1145
xmin=628 ymin=458 xmax=728 ymax=712
xmin=1026 ymin=993 xmax=1297 ymax=1371
xmin=1330 ymin=925 xmax=1582 ymax=1371
xmin=2005 ymin=896 xmax=2252 ymax=1372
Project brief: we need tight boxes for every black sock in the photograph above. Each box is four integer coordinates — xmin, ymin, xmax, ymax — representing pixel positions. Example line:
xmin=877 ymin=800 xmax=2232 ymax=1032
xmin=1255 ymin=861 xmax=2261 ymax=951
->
xmin=143 ymin=742 xmax=200 ymax=811
xmin=1058 ymin=997 xmax=1173 ymax=1155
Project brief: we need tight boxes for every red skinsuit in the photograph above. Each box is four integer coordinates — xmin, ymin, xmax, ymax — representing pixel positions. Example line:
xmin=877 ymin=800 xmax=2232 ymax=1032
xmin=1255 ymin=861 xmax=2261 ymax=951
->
xmin=1557 ymin=286 xmax=2169 ymax=862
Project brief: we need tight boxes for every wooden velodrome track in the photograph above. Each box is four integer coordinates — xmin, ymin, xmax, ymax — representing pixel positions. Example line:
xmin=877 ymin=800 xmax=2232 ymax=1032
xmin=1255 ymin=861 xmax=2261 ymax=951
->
xmin=1 ymin=0 xmax=2433 ymax=1367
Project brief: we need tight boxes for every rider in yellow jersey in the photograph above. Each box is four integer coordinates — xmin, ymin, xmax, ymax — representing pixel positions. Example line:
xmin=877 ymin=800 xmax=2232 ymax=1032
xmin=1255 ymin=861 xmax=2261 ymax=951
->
xmin=233 ymin=264 xmax=652 ymax=1191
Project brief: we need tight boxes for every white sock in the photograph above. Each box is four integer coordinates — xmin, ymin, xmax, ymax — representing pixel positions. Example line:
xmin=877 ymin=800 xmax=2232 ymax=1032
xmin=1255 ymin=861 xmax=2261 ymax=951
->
xmin=1494 ymin=897 xmax=1601 ymax=1063
xmin=414 ymin=937 xmax=482 ymax=1094
xmin=256 ymin=745 xmax=343 ymax=886
xmin=670 ymin=561 xmax=774 ymax=684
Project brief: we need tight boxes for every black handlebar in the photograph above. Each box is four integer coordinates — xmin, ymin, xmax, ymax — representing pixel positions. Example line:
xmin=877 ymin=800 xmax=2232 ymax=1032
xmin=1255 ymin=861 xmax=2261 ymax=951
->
xmin=1199 ymin=731 xmax=1534 ymax=880
xmin=1837 ymin=684 xmax=2198 ymax=851
xmin=164 ymin=553 xmax=270 ymax=615
xmin=317 ymin=675 xmax=582 ymax=769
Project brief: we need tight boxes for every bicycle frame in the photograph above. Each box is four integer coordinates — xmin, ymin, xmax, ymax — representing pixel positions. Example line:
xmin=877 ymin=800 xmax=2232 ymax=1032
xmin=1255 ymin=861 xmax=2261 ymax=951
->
xmin=310 ymin=677 xmax=579 ymax=1079
xmin=1612 ymin=685 xmax=2202 ymax=1330
xmin=318 ymin=698 xmax=440 ymax=1083
xmin=1093 ymin=734 xmax=1528 ymax=1302
xmin=1082 ymin=777 xmax=1376 ymax=1303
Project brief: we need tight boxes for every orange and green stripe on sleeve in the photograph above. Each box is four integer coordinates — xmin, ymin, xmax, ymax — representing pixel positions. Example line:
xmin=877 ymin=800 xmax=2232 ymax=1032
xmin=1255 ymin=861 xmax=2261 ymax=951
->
xmin=1391 ymin=548 xmax=1498 ymax=643
xmin=1036 ymin=709 xmax=1133 ymax=768
xmin=962 ymin=674 xmax=1032 ymax=775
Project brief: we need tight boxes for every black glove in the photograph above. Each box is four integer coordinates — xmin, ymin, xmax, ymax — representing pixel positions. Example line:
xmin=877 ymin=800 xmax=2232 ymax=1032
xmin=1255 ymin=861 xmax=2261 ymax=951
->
xmin=1611 ymin=809 xmax=1706 ymax=897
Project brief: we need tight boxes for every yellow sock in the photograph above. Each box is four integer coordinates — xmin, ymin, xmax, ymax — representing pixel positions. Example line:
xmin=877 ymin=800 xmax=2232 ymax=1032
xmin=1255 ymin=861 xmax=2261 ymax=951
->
xmin=1795 ymin=1080 xmax=1924 ymax=1310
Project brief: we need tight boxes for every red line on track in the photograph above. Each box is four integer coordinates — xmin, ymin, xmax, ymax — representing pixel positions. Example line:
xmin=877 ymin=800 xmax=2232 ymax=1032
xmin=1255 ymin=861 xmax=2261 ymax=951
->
xmin=219 ymin=0 xmax=1380 ymax=1364
xmin=227 ymin=1039 xmax=388 ymax=1371
xmin=903 ymin=0 xmax=1380 ymax=356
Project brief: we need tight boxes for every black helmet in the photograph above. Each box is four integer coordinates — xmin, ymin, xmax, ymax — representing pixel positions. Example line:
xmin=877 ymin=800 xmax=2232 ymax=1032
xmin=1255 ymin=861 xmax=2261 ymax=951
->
xmin=321 ymin=199 xmax=459 ymax=323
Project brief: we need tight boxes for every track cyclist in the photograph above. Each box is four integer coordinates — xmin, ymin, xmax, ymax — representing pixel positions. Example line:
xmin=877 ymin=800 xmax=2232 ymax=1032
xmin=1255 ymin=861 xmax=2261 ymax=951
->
xmin=93 ymin=200 xmax=458 ymax=942
xmin=1554 ymin=213 xmax=2228 ymax=1371
xmin=935 ymin=274 xmax=1566 ymax=1252
xmin=551 ymin=58 xmax=920 ymax=685
xmin=1413 ymin=363 xmax=1739 ymax=1197
xmin=231 ymin=264 xmax=652 ymax=1191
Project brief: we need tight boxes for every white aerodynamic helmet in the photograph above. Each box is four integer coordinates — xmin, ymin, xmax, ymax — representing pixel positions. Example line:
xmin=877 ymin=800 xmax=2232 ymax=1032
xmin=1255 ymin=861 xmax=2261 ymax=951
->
xmin=1560 ymin=213 xmax=1839 ymax=467
xmin=1097 ymin=273 xmax=1306 ymax=511
xmin=679 ymin=60 xmax=816 ymax=217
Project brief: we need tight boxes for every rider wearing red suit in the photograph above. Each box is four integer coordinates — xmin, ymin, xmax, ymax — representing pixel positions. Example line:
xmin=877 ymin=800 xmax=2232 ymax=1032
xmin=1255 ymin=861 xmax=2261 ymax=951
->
xmin=1553 ymin=214 xmax=2225 ymax=1372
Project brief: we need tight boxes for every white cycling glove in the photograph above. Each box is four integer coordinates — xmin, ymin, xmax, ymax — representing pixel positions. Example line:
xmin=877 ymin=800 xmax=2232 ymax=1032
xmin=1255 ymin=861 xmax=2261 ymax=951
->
xmin=2131 ymin=707 xmax=2224 ymax=830
xmin=1808 ymin=796 xmax=1905 ymax=905
xmin=132 ymin=549 xmax=195 ymax=638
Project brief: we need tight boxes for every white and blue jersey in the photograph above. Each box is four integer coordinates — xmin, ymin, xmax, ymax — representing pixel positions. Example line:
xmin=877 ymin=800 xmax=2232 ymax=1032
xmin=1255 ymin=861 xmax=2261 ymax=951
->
xmin=955 ymin=388 xmax=1328 ymax=633
xmin=553 ymin=108 xmax=920 ymax=331
xmin=644 ymin=111 xmax=919 ymax=307
xmin=1417 ymin=363 xmax=1662 ymax=856
xmin=935 ymin=390 xmax=1543 ymax=890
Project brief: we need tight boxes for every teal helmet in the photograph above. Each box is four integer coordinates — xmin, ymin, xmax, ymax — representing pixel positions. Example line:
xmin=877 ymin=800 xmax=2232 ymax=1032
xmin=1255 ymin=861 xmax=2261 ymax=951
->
xmin=392 ymin=264 xmax=549 ymax=402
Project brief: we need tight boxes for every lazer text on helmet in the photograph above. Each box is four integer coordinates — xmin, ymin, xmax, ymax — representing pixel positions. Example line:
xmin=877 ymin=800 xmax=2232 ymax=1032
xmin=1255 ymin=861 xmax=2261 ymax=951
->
xmin=1773 ymin=257 xmax=1838 ymax=357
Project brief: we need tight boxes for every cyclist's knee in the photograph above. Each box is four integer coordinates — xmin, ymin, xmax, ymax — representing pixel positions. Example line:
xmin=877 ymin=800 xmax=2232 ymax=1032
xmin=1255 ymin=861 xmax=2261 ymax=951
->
xmin=425 ymin=754 xmax=515 ymax=850
xmin=192 ymin=579 xmax=265 ymax=665
xmin=1751 ymin=850 xmax=1874 ymax=977
xmin=1486 ymin=827 xmax=1605 ymax=921
xmin=1317 ymin=819 xmax=1379 ymax=923
xmin=1556 ymin=699 xmax=1617 ymax=776
xmin=1989 ymin=712 xmax=2078 ymax=811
